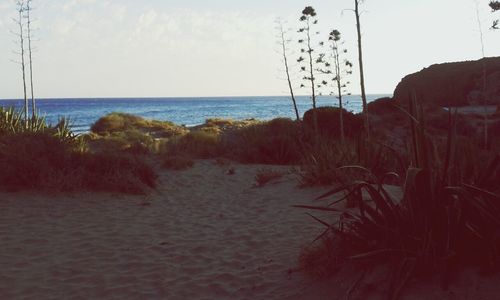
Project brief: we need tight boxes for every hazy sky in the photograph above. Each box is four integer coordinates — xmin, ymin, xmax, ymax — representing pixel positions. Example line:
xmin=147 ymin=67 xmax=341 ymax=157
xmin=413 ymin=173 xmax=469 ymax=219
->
xmin=0 ymin=0 xmax=498 ymax=99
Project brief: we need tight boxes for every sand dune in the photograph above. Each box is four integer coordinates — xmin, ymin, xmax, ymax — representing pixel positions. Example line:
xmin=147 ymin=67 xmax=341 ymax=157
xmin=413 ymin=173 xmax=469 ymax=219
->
xmin=1 ymin=160 xmax=499 ymax=300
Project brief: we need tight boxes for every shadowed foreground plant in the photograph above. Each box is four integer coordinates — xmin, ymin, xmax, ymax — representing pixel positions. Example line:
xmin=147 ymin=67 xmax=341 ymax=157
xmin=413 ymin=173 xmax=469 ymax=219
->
xmin=295 ymin=96 xmax=500 ymax=299
xmin=299 ymin=136 xmax=404 ymax=187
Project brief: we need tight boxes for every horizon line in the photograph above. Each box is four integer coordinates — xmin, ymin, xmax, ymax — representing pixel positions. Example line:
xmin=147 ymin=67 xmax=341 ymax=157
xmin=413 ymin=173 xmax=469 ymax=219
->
xmin=0 ymin=93 xmax=393 ymax=101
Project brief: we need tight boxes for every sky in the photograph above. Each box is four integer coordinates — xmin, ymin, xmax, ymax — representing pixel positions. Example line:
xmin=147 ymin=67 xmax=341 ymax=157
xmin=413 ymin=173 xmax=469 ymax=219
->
xmin=0 ymin=0 xmax=499 ymax=99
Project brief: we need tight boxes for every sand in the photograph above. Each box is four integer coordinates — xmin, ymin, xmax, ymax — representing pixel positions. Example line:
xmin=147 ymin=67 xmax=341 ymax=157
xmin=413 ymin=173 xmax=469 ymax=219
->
xmin=1 ymin=160 xmax=500 ymax=300
xmin=0 ymin=160 xmax=328 ymax=299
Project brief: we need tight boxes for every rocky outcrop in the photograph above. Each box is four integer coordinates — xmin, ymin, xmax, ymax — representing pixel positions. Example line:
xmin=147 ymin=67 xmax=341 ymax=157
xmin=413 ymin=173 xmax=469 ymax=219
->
xmin=393 ymin=57 xmax=500 ymax=107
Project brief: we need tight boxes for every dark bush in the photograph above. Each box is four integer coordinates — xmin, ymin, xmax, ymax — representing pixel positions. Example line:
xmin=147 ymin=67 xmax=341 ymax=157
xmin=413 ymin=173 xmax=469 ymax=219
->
xmin=0 ymin=132 xmax=73 ymax=190
xmin=76 ymin=152 xmax=157 ymax=194
xmin=303 ymin=107 xmax=363 ymax=139
xmin=165 ymin=130 xmax=222 ymax=158
xmin=222 ymin=118 xmax=303 ymax=164
xmin=0 ymin=131 xmax=157 ymax=194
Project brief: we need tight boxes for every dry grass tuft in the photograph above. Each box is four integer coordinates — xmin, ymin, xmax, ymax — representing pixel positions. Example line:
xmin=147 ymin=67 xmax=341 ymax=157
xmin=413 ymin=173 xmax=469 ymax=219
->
xmin=254 ymin=168 xmax=285 ymax=187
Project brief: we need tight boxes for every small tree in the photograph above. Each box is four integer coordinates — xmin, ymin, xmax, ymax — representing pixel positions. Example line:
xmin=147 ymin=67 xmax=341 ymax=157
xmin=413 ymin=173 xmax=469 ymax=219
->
xmin=324 ymin=29 xmax=353 ymax=144
xmin=13 ymin=0 xmax=28 ymax=129
xmin=298 ymin=6 xmax=321 ymax=134
xmin=276 ymin=19 xmax=300 ymax=121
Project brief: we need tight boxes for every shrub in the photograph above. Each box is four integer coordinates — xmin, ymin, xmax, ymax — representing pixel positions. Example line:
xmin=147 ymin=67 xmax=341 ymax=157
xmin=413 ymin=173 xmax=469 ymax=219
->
xmin=205 ymin=118 xmax=235 ymax=128
xmin=0 ymin=131 xmax=157 ymax=194
xmin=76 ymin=152 xmax=157 ymax=194
xmin=0 ymin=132 xmax=74 ymax=190
xmin=165 ymin=129 xmax=222 ymax=158
xmin=222 ymin=118 xmax=302 ymax=164
xmin=159 ymin=117 xmax=303 ymax=164
xmin=303 ymin=107 xmax=363 ymax=139
xmin=88 ymin=129 xmax=155 ymax=155
xmin=163 ymin=155 xmax=194 ymax=170
xmin=91 ymin=112 xmax=187 ymax=138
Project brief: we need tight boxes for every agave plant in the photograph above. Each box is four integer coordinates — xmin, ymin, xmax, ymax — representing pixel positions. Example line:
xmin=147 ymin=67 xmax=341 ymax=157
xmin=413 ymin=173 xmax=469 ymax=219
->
xmin=28 ymin=113 xmax=47 ymax=132
xmin=0 ymin=106 xmax=48 ymax=134
xmin=53 ymin=117 xmax=77 ymax=140
xmin=0 ymin=107 xmax=24 ymax=134
xmin=0 ymin=107 xmax=85 ymax=153
xmin=296 ymin=94 xmax=500 ymax=299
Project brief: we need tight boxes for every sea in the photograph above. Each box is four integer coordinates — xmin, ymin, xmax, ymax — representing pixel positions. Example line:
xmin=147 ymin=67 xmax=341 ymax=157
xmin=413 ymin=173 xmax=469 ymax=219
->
xmin=0 ymin=95 xmax=389 ymax=134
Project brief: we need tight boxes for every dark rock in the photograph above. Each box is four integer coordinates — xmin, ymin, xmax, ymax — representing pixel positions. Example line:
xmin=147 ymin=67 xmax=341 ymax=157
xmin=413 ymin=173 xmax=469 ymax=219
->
xmin=393 ymin=57 xmax=500 ymax=107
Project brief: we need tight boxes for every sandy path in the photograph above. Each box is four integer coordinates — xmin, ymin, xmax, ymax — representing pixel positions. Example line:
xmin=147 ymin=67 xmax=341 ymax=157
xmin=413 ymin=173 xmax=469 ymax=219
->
xmin=0 ymin=160 xmax=345 ymax=299
xmin=2 ymin=160 xmax=498 ymax=300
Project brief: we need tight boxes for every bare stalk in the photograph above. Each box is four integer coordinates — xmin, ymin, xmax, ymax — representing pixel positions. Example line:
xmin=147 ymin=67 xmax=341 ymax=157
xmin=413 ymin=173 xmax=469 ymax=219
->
xmin=16 ymin=0 xmax=28 ymax=129
xmin=476 ymin=1 xmax=489 ymax=149
xmin=277 ymin=20 xmax=300 ymax=121
xmin=26 ymin=0 xmax=36 ymax=119
xmin=332 ymin=42 xmax=345 ymax=143
xmin=354 ymin=0 xmax=369 ymax=137
xmin=306 ymin=18 xmax=318 ymax=134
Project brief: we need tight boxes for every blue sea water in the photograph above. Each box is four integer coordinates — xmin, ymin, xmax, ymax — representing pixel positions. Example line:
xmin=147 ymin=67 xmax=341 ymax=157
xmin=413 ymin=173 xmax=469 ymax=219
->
xmin=0 ymin=95 xmax=388 ymax=134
